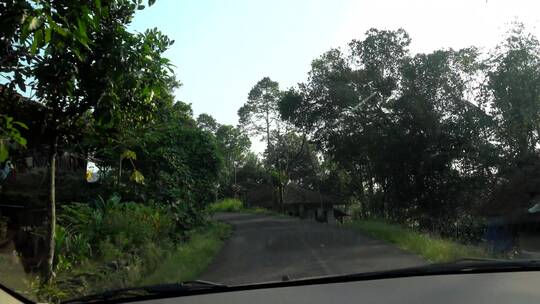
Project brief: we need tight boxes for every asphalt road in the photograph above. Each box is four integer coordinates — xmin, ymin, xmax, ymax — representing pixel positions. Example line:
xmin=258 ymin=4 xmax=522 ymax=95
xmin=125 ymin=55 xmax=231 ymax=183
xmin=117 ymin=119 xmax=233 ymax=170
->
xmin=200 ymin=213 xmax=427 ymax=285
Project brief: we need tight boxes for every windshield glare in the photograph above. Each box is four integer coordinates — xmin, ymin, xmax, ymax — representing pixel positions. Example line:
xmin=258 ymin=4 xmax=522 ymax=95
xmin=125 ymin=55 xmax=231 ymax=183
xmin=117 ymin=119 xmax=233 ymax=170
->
xmin=2 ymin=0 xmax=540 ymax=302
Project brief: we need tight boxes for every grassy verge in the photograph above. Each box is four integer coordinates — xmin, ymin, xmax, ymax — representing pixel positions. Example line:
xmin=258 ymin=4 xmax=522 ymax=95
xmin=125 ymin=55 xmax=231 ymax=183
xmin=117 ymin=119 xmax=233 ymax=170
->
xmin=37 ymin=219 xmax=231 ymax=302
xmin=208 ymin=198 xmax=244 ymax=212
xmin=208 ymin=198 xmax=285 ymax=217
xmin=140 ymin=221 xmax=231 ymax=285
xmin=345 ymin=219 xmax=489 ymax=263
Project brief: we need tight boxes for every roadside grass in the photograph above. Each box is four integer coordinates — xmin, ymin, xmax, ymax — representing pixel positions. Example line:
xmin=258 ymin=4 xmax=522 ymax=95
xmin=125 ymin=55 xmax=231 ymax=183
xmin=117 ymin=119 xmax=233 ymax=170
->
xmin=208 ymin=198 xmax=244 ymax=212
xmin=140 ymin=221 xmax=232 ymax=285
xmin=208 ymin=198 xmax=285 ymax=217
xmin=345 ymin=219 xmax=489 ymax=263
xmin=36 ymin=221 xmax=232 ymax=302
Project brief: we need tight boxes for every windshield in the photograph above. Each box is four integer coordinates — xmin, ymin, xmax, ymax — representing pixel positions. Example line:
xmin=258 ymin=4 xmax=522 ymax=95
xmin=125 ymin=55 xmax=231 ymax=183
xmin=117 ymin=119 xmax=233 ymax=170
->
xmin=2 ymin=0 xmax=540 ymax=302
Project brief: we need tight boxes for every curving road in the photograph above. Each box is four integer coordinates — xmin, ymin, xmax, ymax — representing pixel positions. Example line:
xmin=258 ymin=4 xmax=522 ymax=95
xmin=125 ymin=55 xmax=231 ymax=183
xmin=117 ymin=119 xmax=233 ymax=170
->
xmin=200 ymin=213 xmax=427 ymax=285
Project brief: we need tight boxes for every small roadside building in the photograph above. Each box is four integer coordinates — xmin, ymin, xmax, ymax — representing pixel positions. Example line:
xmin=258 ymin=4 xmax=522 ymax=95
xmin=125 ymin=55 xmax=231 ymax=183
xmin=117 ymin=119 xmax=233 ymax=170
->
xmin=243 ymin=183 xmax=347 ymax=223
xmin=0 ymin=87 xmax=90 ymax=207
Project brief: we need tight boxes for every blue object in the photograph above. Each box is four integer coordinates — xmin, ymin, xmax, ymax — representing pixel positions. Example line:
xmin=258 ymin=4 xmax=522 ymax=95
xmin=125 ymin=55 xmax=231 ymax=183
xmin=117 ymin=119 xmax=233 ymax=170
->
xmin=0 ymin=161 xmax=13 ymax=181
xmin=485 ymin=220 xmax=514 ymax=253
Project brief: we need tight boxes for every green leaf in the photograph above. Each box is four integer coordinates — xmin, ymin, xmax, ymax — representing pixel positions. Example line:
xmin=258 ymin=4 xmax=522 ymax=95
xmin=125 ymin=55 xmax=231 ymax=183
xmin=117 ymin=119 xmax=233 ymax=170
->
xmin=77 ymin=18 xmax=87 ymax=39
xmin=0 ymin=143 xmax=8 ymax=163
xmin=28 ymin=16 xmax=41 ymax=31
xmin=12 ymin=135 xmax=27 ymax=148
xmin=121 ymin=150 xmax=137 ymax=160
xmin=149 ymin=0 xmax=157 ymax=6
xmin=94 ymin=0 xmax=102 ymax=12
xmin=30 ymin=33 xmax=39 ymax=54
xmin=12 ymin=122 xmax=28 ymax=130
xmin=53 ymin=24 xmax=69 ymax=38
xmin=72 ymin=47 xmax=83 ymax=61
xmin=44 ymin=27 xmax=52 ymax=43
xmin=130 ymin=170 xmax=145 ymax=184
xmin=20 ymin=23 xmax=30 ymax=42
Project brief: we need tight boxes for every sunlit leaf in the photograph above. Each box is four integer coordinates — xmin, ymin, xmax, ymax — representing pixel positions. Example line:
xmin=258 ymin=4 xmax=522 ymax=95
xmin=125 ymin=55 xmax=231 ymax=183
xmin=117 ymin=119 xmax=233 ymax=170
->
xmin=77 ymin=18 xmax=87 ymax=39
xmin=28 ymin=16 xmax=41 ymax=31
xmin=44 ymin=27 xmax=52 ymax=43
xmin=130 ymin=170 xmax=145 ymax=184
xmin=121 ymin=149 xmax=137 ymax=160
xmin=12 ymin=122 xmax=28 ymax=130
xmin=0 ymin=143 xmax=8 ymax=162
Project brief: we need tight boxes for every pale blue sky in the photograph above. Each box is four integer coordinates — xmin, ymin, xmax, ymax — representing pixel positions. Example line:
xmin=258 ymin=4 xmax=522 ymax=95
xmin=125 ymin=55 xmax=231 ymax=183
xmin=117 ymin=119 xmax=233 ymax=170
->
xmin=131 ymin=0 xmax=353 ymax=127
xmin=131 ymin=0 xmax=540 ymax=151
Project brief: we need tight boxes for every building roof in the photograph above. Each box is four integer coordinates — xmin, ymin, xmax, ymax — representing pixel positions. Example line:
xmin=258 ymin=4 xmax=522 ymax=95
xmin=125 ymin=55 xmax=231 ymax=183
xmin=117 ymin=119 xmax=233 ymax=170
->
xmin=282 ymin=183 xmax=341 ymax=206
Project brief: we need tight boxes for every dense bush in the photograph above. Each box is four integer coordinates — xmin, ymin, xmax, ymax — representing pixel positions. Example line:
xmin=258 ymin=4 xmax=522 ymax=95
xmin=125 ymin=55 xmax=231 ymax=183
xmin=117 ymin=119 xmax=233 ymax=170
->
xmin=208 ymin=198 xmax=244 ymax=212
xmin=56 ymin=196 xmax=175 ymax=269
xmin=34 ymin=196 xmax=233 ymax=303
xmin=93 ymin=102 xmax=222 ymax=230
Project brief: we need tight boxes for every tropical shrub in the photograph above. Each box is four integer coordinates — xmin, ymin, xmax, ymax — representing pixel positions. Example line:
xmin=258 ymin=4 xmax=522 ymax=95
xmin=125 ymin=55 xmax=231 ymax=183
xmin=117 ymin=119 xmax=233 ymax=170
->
xmin=57 ymin=196 xmax=175 ymax=266
xmin=208 ymin=198 xmax=244 ymax=212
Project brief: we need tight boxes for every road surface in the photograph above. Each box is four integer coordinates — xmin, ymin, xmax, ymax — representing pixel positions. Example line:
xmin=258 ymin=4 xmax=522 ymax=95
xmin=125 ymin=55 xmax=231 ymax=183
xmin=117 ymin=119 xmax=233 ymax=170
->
xmin=200 ymin=213 xmax=427 ymax=285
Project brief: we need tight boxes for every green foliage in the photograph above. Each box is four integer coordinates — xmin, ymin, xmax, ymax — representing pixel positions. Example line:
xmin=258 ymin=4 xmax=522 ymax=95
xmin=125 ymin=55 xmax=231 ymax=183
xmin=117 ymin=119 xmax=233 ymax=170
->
xmin=133 ymin=103 xmax=222 ymax=220
xmin=278 ymin=27 xmax=499 ymax=235
xmin=121 ymin=150 xmax=137 ymax=161
xmin=215 ymin=124 xmax=251 ymax=196
xmin=130 ymin=170 xmax=145 ymax=184
xmin=196 ymin=113 xmax=219 ymax=133
xmin=54 ymin=225 xmax=91 ymax=272
xmin=485 ymin=22 xmax=540 ymax=162
xmin=141 ymin=222 xmax=232 ymax=285
xmin=2 ymin=0 xmax=180 ymax=282
xmin=90 ymin=101 xmax=222 ymax=230
xmin=238 ymin=77 xmax=284 ymax=149
xmin=345 ymin=219 xmax=489 ymax=263
xmin=208 ymin=198 xmax=244 ymax=212
xmin=235 ymin=152 xmax=267 ymax=186
xmin=37 ymin=197 xmax=181 ymax=301
xmin=0 ymin=114 xmax=28 ymax=162
xmin=208 ymin=198 xmax=284 ymax=217
xmin=266 ymin=132 xmax=319 ymax=188
xmin=39 ymin=199 xmax=231 ymax=302
xmin=59 ymin=197 xmax=176 ymax=256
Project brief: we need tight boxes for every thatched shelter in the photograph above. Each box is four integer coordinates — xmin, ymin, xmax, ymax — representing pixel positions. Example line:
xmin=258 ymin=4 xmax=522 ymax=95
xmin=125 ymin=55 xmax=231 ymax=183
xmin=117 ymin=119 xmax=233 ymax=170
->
xmin=243 ymin=183 xmax=346 ymax=223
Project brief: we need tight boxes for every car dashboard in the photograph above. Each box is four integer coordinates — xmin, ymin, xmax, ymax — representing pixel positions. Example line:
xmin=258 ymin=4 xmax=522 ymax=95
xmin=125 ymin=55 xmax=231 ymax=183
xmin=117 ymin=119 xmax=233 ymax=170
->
xmin=137 ymin=271 xmax=539 ymax=304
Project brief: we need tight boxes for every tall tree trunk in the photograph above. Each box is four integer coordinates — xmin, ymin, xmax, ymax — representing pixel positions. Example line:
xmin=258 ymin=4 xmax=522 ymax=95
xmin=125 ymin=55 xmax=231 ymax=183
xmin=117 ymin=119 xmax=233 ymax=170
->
xmin=266 ymin=110 xmax=271 ymax=152
xmin=278 ymin=182 xmax=284 ymax=212
xmin=233 ymin=163 xmax=238 ymax=199
xmin=43 ymin=135 xmax=58 ymax=283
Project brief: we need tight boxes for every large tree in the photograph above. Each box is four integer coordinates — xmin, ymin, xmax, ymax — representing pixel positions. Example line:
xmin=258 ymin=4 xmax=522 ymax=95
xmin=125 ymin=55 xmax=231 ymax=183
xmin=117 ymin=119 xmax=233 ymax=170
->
xmin=215 ymin=125 xmax=251 ymax=197
xmin=265 ymin=131 xmax=319 ymax=189
xmin=238 ymin=77 xmax=284 ymax=151
xmin=197 ymin=113 xmax=219 ymax=133
xmin=485 ymin=23 xmax=540 ymax=164
xmin=1 ymin=0 xmax=174 ymax=281
xmin=280 ymin=28 xmax=496 ymax=233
